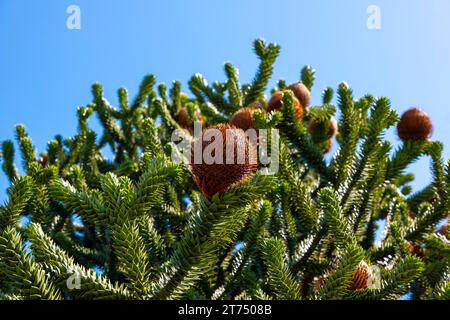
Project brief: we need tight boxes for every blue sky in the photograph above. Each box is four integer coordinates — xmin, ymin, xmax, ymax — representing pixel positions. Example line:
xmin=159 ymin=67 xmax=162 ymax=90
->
xmin=1 ymin=0 xmax=450 ymax=200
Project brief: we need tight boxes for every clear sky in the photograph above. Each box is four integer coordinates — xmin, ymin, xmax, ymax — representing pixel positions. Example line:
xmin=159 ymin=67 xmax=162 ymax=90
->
xmin=1 ymin=0 xmax=450 ymax=200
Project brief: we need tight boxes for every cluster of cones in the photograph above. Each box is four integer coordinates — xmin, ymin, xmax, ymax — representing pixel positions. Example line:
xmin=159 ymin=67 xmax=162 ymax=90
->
xmin=178 ymin=81 xmax=435 ymax=199
xmin=187 ymin=81 xmax=330 ymax=199
xmin=313 ymin=221 xmax=449 ymax=293
xmin=313 ymin=222 xmax=449 ymax=293
xmin=229 ymin=82 xmax=338 ymax=154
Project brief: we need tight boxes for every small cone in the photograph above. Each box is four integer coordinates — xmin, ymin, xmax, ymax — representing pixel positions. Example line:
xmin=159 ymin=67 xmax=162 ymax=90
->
xmin=438 ymin=224 xmax=449 ymax=239
xmin=266 ymin=90 xmax=303 ymax=120
xmin=230 ymin=107 xmax=258 ymax=131
xmin=404 ymin=240 xmax=425 ymax=258
xmin=190 ymin=124 xmax=258 ymax=199
xmin=177 ymin=107 xmax=189 ymax=129
xmin=328 ymin=118 xmax=338 ymax=137
xmin=177 ymin=107 xmax=204 ymax=133
xmin=397 ymin=107 xmax=433 ymax=141
xmin=38 ymin=153 xmax=48 ymax=167
xmin=349 ymin=260 xmax=373 ymax=291
xmin=286 ymin=81 xmax=310 ymax=109
xmin=404 ymin=240 xmax=415 ymax=253
xmin=307 ymin=117 xmax=338 ymax=143
xmin=313 ymin=275 xmax=327 ymax=291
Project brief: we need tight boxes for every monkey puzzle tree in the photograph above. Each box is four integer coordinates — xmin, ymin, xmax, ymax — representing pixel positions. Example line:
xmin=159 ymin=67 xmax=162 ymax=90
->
xmin=0 ymin=39 xmax=449 ymax=300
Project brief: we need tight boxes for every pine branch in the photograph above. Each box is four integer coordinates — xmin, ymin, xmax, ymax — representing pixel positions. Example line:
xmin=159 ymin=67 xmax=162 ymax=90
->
xmin=217 ymin=200 xmax=272 ymax=299
xmin=322 ymin=87 xmax=333 ymax=104
xmin=132 ymin=74 xmax=155 ymax=108
xmin=386 ymin=140 xmax=430 ymax=181
xmin=0 ymin=176 xmax=33 ymax=229
xmin=280 ymin=91 xmax=332 ymax=181
xmin=0 ymin=226 xmax=62 ymax=300
xmin=112 ymin=220 xmax=152 ymax=298
xmin=243 ymin=39 xmax=280 ymax=106
xmin=318 ymin=188 xmax=356 ymax=248
xmin=1 ymin=140 xmax=18 ymax=182
xmin=300 ymin=66 xmax=315 ymax=91
xmin=261 ymin=237 xmax=302 ymax=300
xmin=92 ymin=82 xmax=126 ymax=147
xmin=330 ymin=83 xmax=360 ymax=188
xmin=25 ymin=223 xmax=131 ymax=299
xmin=151 ymin=174 xmax=275 ymax=299
xmin=199 ymin=102 xmax=228 ymax=124
xmin=224 ymin=62 xmax=242 ymax=110
xmin=188 ymin=73 xmax=230 ymax=112
xmin=315 ymin=244 xmax=364 ymax=299
xmin=49 ymin=179 xmax=108 ymax=224
xmin=15 ymin=124 xmax=37 ymax=172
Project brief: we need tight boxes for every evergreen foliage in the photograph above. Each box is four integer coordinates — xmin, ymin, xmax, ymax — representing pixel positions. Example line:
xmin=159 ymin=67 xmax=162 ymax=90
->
xmin=0 ymin=39 xmax=448 ymax=300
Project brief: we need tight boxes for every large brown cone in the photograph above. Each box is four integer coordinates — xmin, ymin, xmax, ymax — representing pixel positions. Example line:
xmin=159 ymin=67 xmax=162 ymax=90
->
xmin=266 ymin=90 xmax=303 ymax=120
xmin=397 ymin=107 xmax=433 ymax=141
xmin=286 ymin=81 xmax=310 ymax=108
xmin=230 ymin=107 xmax=258 ymax=131
xmin=190 ymin=124 xmax=258 ymax=199
xmin=349 ymin=260 xmax=373 ymax=291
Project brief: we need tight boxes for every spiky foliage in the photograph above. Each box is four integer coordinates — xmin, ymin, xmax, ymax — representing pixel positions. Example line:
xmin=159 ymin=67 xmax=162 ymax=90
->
xmin=0 ymin=39 xmax=448 ymax=300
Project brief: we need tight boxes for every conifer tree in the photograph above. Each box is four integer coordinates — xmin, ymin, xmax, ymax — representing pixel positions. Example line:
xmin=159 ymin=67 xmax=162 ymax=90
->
xmin=0 ymin=39 xmax=449 ymax=300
